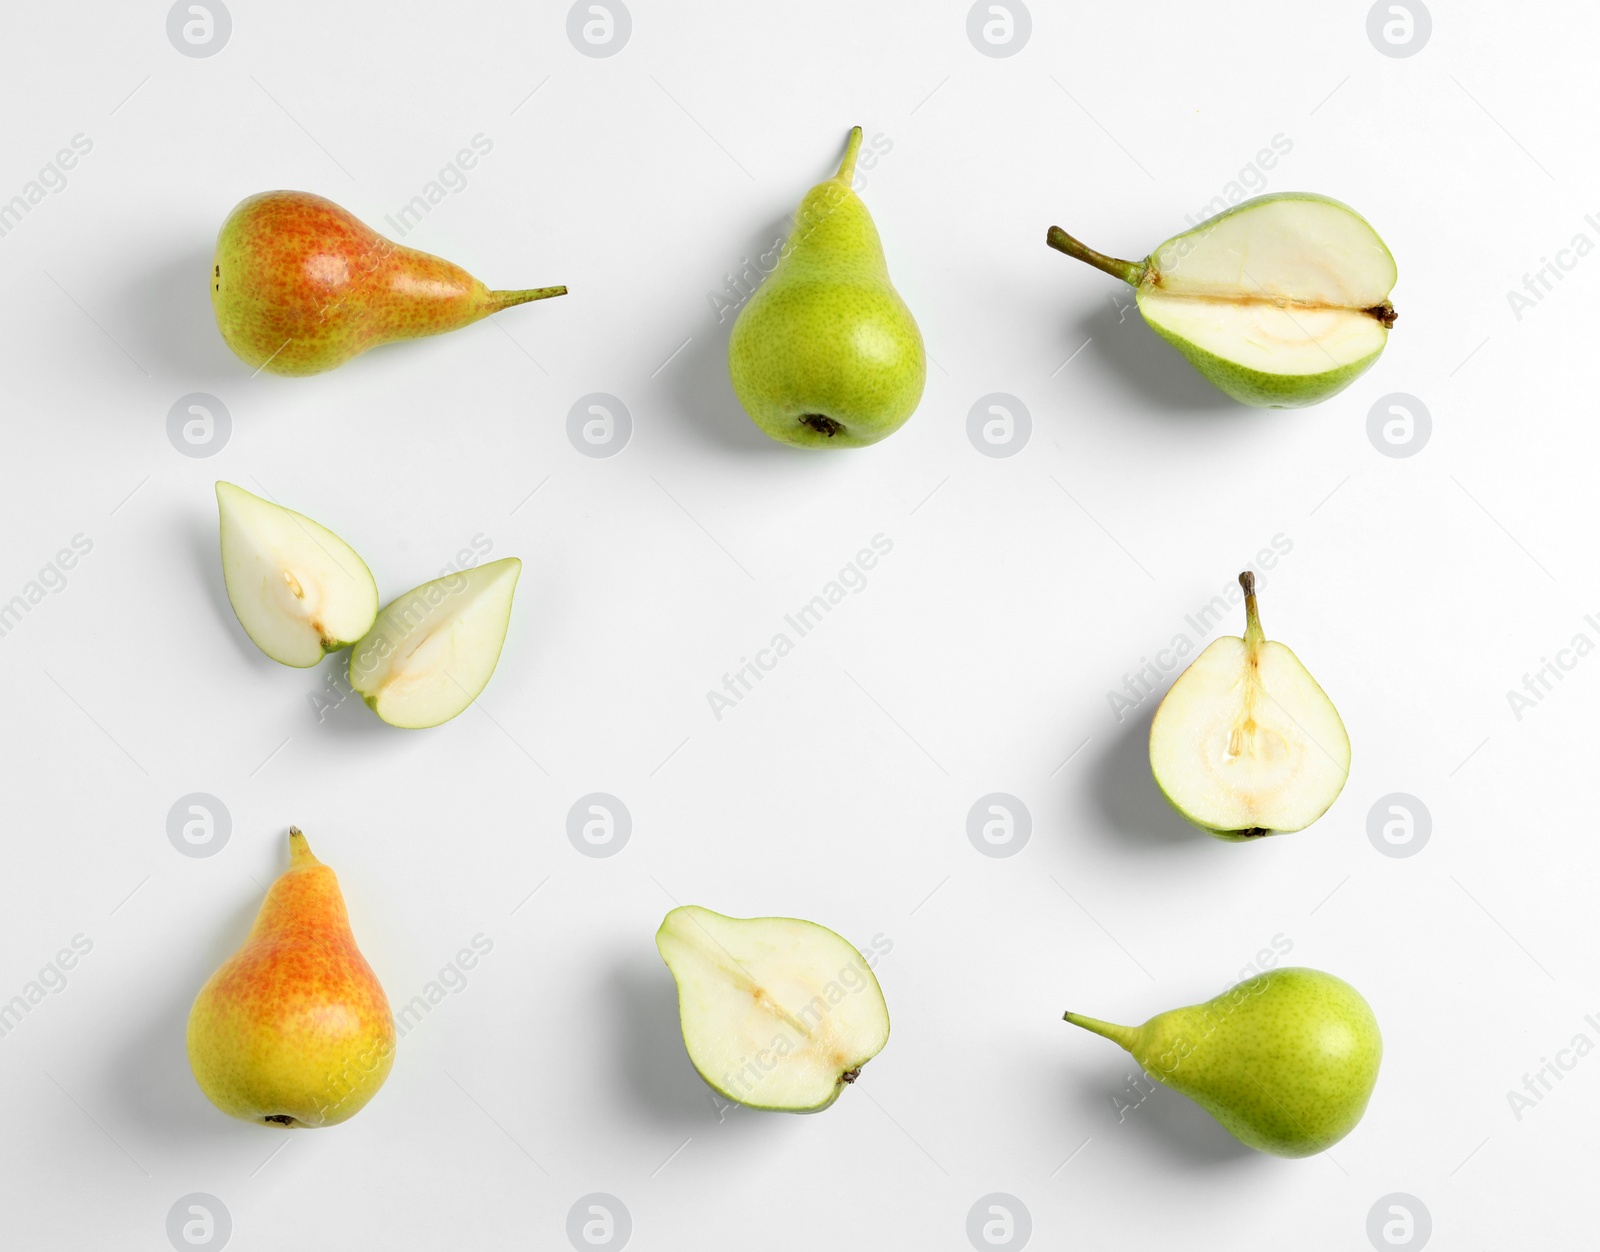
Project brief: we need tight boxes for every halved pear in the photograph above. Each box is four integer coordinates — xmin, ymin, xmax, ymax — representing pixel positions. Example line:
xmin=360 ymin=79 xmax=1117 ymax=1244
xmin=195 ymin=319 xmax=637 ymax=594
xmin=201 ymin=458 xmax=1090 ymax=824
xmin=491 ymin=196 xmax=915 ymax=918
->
xmin=1149 ymin=573 xmax=1349 ymax=839
xmin=348 ymin=558 xmax=520 ymax=729
xmin=656 ymin=905 xmax=890 ymax=1112
xmin=1047 ymin=193 xmax=1397 ymax=407
xmin=216 ymin=481 xmax=379 ymax=668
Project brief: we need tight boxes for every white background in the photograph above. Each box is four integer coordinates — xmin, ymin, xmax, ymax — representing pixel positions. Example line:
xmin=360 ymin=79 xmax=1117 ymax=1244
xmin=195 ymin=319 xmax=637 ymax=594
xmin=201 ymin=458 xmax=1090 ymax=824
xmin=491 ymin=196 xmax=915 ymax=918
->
xmin=0 ymin=1 xmax=1594 ymax=1247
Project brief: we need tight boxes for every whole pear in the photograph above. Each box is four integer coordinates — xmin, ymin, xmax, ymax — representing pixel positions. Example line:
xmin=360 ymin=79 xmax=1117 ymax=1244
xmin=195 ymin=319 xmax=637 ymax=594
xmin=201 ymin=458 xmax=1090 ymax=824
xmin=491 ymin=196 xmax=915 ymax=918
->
xmin=728 ymin=127 xmax=925 ymax=447
xmin=211 ymin=191 xmax=566 ymax=375
xmin=1064 ymin=968 xmax=1381 ymax=1157
xmin=187 ymin=828 xmax=395 ymax=1127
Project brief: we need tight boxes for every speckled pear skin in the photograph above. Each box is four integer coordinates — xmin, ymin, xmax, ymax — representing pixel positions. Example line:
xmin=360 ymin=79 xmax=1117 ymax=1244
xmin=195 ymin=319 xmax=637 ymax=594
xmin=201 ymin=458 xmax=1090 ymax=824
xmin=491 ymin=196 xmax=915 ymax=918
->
xmin=728 ymin=128 xmax=925 ymax=448
xmin=1065 ymin=968 xmax=1381 ymax=1157
xmin=186 ymin=828 xmax=395 ymax=1127
xmin=211 ymin=191 xmax=566 ymax=376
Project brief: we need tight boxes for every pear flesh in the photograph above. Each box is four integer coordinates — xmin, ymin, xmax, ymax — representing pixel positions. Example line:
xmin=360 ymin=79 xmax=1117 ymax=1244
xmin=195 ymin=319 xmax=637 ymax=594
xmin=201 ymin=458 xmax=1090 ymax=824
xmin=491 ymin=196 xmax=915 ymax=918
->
xmin=656 ymin=906 xmax=890 ymax=1112
xmin=1065 ymin=968 xmax=1382 ymax=1157
xmin=349 ymin=557 xmax=520 ymax=729
xmin=187 ymin=828 xmax=395 ymax=1128
xmin=1048 ymin=193 xmax=1397 ymax=407
xmin=216 ymin=481 xmax=378 ymax=668
xmin=1149 ymin=572 xmax=1348 ymax=838
xmin=729 ymin=127 xmax=926 ymax=448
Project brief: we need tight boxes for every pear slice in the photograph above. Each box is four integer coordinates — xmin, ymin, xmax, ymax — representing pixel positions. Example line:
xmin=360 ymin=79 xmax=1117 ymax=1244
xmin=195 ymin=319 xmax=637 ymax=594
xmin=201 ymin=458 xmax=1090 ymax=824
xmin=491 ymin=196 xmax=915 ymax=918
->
xmin=216 ymin=481 xmax=379 ymax=668
xmin=1047 ymin=193 xmax=1397 ymax=407
xmin=656 ymin=906 xmax=890 ymax=1112
xmin=1149 ymin=573 xmax=1349 ymax=838
xmin=348 ymin=558 xmax=520 ymax=729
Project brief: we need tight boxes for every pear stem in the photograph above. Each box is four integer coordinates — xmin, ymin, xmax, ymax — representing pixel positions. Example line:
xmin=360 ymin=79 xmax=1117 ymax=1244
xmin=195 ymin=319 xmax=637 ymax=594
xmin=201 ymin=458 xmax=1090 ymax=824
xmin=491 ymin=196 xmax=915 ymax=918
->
xmin=287 ymin=826 xmax=315 ymax=867
xmin=835 ymin=126 xmax=864 ymax=184
xmin=1240 ymin=570 xmax=1264 ymax=650
xmin=1046 ymin=226 xmax=1145 ymax=287
xmin=1063 ymin=1011 xmax=1138 ymax=1052
xmin=487 ymin=286 xmax=568 ymax=313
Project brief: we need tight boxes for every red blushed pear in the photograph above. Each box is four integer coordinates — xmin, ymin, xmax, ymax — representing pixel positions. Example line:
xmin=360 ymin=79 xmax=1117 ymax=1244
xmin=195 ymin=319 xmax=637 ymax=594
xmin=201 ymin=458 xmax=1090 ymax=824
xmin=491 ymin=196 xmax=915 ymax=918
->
xmin=211 ymin=191 xmax=566 ymax=375
xmin=186 ymin=828 xmax=394 ymax=1127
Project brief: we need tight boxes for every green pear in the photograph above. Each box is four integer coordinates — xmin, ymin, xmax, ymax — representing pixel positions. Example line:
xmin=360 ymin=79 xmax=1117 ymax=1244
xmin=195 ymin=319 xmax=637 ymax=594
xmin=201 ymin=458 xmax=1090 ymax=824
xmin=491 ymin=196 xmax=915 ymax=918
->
xmin=187 ymin=828 xmax=395 ymax=1127
xmin=728 ymin=127 xmax=926 ymax=447
xmin=212 ymin=191 xmax=566 ymax=376
xmin=656 ymin=906 xmax=889 ymax=1112
xmin=348 ymin=557 xmax=520 ymax=729
xmin=1047 ymin=193 xmax=1397 ymax=407
xmin=1149 ymin=572 xmax=1349 ymax=838
xmin=216 ymin=481 xmax=378 ymax=668
xmin=1065 ymin=968 xmax=1381 ymax=1157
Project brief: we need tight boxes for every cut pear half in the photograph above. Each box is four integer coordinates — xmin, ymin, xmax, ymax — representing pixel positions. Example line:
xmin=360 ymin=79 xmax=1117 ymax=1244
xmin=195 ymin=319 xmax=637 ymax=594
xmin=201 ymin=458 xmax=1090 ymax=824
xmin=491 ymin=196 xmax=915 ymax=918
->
xmin=1149 ymin=573 xmax=1349 ymax=839
xmin=216 ymin=481 xmax=379 ymax=668
xmin=1047 ymin=193 xmax=1397 ymax=408
xmin=656 ymin=906 xmax=890 ymax=1112
xmin=348 ymin=557 xmax=520 ymax=729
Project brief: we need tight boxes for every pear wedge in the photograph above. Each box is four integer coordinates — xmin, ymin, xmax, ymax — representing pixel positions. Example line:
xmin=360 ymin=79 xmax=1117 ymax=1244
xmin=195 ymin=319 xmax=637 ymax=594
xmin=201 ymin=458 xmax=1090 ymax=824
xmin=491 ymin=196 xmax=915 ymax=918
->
xmin=348 ymin=558 xmax=520 ymax=729
xmin=216 ymin=482 xmax=378 ymax=668
xmin=1047 ymin=193 xmax=1397 ymax=407
xmin=656 ymin=906 xmax=889 ymax=1112
xmin=1149 ymin=573 xmax=1349 ymax=838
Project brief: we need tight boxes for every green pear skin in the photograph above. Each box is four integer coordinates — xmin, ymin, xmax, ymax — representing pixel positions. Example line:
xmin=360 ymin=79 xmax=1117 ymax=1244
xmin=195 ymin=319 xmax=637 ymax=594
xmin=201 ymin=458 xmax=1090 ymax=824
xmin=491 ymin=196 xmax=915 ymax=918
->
xmin=212 ymin=191 xmax=566 ymax=376
xmin=728 ymin=127 xmax=926 ymax=447
xmin=1065 ymin=968 xmax=1381 ymax=1157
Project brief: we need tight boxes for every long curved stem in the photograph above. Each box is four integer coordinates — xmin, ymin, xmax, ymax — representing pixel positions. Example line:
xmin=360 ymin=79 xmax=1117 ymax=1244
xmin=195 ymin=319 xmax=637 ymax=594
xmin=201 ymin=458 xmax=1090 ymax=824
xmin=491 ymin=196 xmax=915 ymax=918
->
xmin=1046 ymin=226 xmax=1145 ymax=287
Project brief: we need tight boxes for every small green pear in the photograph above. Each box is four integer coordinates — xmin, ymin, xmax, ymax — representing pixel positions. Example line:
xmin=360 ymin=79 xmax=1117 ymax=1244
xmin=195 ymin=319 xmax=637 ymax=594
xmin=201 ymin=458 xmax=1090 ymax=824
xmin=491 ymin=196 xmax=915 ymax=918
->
xmin=728 ymin=127 xmax=926 ymax=447
xmin=1149 ymin=572 xmax=1349 ymax=838
xmin=1047 ymin=193 xmax=1397 ymax=407
xmin=656 ymin=906 xmax=890 ymax=1112
xmin=1064 ymin=968 xmax=1381 ymax=1157
xmin=187 ymin=828 xmax=395 ymax=1127
xmin=212 ymin=191 xmax=566 ymax=376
